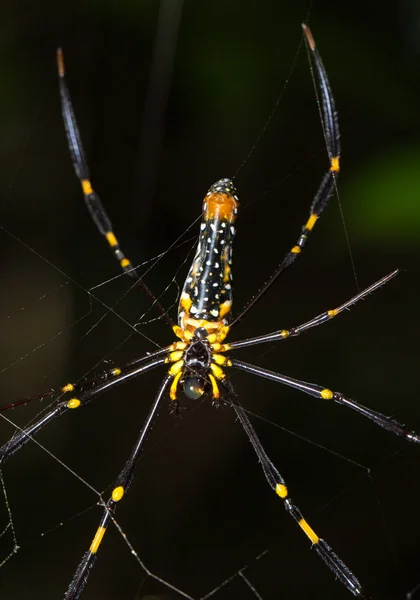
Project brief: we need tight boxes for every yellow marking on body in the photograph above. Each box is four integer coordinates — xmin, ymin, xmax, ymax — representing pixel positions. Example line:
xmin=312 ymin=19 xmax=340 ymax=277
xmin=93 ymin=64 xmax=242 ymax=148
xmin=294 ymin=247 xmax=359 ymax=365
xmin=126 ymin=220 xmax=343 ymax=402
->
xmin=112 ymin=486 xmax=124 ymax=502
xmin=280 ymin=330 xmax=289 ymax=338
xmin=330 ymin=156 xmax=340 ymax=172
xmin=89 ymin=526 xmax=106 ymax=554
xmin=67 ymin=398 xmax=81 ymax=409
xmin=327 ymin=309 xmax=337 ymax=317
xmin=193 ymin=319 xmax=218 ymax=330
xmin=223 ymin=264 xmax=231 ymax=283
xmin=291 ymin=245 xmax=301 ymax=254
xmin=207 ymin=333 xmax=217 ymax=344
xmin=81 ymin=179 xmax=93 ymax=195
xmin=208 ymin=374 xmax=220 ymax=398
xmin=210 ymin=363 xmax=225 ymax=380
xmin=120 ymin=258 xmax=130 ymax=268
xmin=180 ymin=292 xmax=193 ymax=314
xmin=170 ymin=371 xmax=182 ymax=400
xmin=320 ymin=388 xmax=334 ymax=400
xmin=299 ymin=518 xmax=319 ymax=544
xmin=219 ymin=300 xmax=232 ymax=319
xmin=189 ymin=257 xmax=201 ymax=279
xmin=275 ymin=483 xmax=288 ymax=498
xmin=105 ymin=231 xmax=118 ymax=247
xmin=180 ymin=317 xmax=228 ymax=339
xmin=305 ymin=214 xmax=318 ymax=231
xmin=111 ymin=368 xmax=122 ymax=376
xmin=61 ymin=383 xmax=74 ymax=393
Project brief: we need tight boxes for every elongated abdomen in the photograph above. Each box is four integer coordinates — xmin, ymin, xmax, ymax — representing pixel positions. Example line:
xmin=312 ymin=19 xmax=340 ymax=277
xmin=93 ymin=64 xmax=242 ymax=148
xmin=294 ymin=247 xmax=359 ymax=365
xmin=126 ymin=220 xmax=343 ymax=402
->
xmin=178 ymin=178 xmax=239 ymax=330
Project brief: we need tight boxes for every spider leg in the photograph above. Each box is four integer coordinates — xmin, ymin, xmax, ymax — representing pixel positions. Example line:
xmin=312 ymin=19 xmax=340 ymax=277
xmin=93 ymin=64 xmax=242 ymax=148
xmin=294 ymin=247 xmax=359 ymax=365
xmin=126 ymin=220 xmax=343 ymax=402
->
xmin=0 ymin=354 xmax=166 ymax=462
xmin=230 ymin=359 xmax=420 ymax=443
xmin=64 ymin=374 xmax=172 ymax=600
xmin=221 ymin=380 xmax=364 ymax=597
xmin=0 ymin=348 xmax=169 ymax=415
xmin=227 ymin=270 xmax=398 ymax=351
xmin=56 ymin=49 xmax=173 ymax=327
xmin=233 ymin=24 xmax=340 ymax=326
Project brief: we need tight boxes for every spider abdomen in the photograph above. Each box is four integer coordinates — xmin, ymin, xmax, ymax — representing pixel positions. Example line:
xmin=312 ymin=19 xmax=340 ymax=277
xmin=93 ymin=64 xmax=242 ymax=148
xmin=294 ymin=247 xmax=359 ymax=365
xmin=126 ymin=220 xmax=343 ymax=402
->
xmin=178 ymin=178 xmax=239 ymax=329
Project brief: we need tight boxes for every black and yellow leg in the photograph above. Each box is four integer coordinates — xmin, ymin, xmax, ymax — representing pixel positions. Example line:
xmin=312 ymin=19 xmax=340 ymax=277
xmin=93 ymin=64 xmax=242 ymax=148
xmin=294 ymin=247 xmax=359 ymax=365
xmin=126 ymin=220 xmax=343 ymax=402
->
xmin=56 ymin=49 xmax=173 ymax=328
xmin=64 ymin=374 xmax=172 ymax=600
xmin=233 ymin=24 xmax=341 ymax=326
xmin=230 ymin=358 xmax=420 ymax=444
xmin=287 ymin=25 xmax=341 ymax=256
xmin=283 ymin=497 xmax=363 ymax=596
xmin=221 ymin=379 xmax=364 ymax=597
xmin=0 ymin=354 xmax=166 ymax=463
xmin=227 ymin=270 xmax=399 ymax=351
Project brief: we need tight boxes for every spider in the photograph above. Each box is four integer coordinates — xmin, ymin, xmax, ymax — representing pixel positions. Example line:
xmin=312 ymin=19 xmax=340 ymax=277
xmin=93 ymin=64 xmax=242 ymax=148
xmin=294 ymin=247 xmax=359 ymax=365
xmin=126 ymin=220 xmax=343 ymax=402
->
xmin=1 ymin=23 xmax=419 ymax=600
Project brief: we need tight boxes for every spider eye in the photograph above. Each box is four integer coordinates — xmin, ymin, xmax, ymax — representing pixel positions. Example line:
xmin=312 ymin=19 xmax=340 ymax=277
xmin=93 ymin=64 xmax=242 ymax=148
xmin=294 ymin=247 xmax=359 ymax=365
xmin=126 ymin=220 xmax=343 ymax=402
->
xmin=183 ymin=376 xmax=205 ymax=399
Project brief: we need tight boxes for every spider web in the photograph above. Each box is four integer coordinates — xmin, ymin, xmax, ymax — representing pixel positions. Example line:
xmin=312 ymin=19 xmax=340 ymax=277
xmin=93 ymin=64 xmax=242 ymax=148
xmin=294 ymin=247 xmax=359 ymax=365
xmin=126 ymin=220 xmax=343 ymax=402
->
xmin=1 ymin=2 xmax=420 ymax=600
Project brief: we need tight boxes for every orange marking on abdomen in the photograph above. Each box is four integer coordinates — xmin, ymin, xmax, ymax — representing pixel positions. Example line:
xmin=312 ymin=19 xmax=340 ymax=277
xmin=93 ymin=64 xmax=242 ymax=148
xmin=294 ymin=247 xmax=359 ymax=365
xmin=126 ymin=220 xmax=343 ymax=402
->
xmin=205 ymin=193 xmax=239 ymax=222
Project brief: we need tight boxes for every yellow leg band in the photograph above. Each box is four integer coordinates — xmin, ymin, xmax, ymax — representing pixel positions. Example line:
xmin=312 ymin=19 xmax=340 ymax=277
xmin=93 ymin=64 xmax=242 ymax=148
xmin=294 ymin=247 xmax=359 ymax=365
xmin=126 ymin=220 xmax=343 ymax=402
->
xmin=305 ymin=214 xmax=318 ymax=231
xmin=330 ymin=156 xmax=340 ymax=172
xmin=112 ymin=486 xmax=124 ymax=502
xmin=320 ymin=388 xmax=333 ymax=400
xmin=81 ymin=179 xmax=93 ymax=195
xmin=89 ymin=526 xmax=106 ymax=553
xmin=105 ymin=231 xmax=118 ymax=247
xmin=120 ymin=258 xmax=130 ymax=268
xmin=291 ymin=245 xmax=301 ymax=254
xmin=61 ymin=383 xmax=74 ymax=393
xmin=299 ymin=518 xmax=319 ymax=544
xmin=276 ymin=483 xmax=288 ymax=498
xmin=67 ymin=398 xmax=80 ymax=409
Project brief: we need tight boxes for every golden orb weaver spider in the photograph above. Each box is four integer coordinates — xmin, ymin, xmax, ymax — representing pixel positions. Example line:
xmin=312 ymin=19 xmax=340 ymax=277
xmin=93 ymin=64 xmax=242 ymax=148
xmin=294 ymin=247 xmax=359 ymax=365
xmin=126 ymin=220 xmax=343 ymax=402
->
xmin=1 ymin=22 xmax=419 ymax=600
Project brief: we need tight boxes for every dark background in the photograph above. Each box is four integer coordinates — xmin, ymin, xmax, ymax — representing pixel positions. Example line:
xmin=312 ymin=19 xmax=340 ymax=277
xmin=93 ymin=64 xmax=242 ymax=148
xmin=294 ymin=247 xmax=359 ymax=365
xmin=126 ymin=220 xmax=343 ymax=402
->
xmin=0 ymin=1 xmax=419 ymax=599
